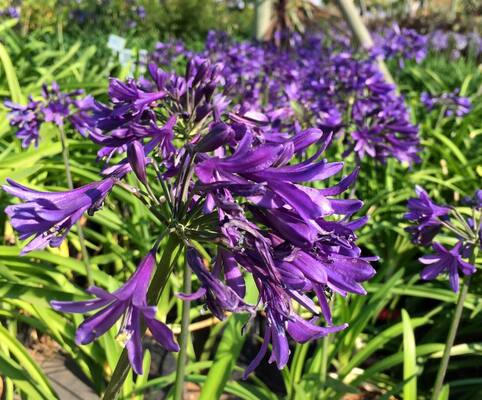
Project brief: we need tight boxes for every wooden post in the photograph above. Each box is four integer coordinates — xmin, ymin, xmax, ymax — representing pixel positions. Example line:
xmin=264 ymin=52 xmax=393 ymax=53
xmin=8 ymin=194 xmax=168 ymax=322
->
xmin=334 ymin=0 xmax=395 ymax=84
xmin=255 ymin=0 xmax=273 ymax=41
xmin=449 ymin=0 xmax=458 ymax=21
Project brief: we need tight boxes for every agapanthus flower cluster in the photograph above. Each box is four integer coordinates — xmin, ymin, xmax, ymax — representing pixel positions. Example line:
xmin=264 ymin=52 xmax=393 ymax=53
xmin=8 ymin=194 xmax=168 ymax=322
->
xmin=420 ymin=90 xmax=471 ymax=117
xmin=405 ymin=186 xmax=481 ymax=292
xmin=5 ymin=82 xmax=92 ymax=148
xmin=373 ymin=24 xmax=427 ymax=66
xmin=374 ymin=24 xmax=482 ymax=61
xmin=151 ymin=30 xmax=420 ymax=164
xmin=150 ymin=38 xmax=191 ymax=69
xmin=3 ymin=56 xmax=377 ymax=375
xmin=428 ymin=30 xmax=482 ymax=59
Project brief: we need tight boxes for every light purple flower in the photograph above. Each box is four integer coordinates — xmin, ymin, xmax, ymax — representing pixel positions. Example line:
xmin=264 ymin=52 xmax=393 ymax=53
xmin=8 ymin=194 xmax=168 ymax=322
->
xmin=5 ymin=82 xmax=91 ymax=147
xmin=421 ymin=90 xmax=471 ymax=117
xmin=5 ymin=98 xmax=43 ymax=148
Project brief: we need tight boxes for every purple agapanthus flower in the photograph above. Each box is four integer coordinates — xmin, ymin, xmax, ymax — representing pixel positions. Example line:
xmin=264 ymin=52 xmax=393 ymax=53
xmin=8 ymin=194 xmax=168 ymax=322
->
xmin=5 ymin=98 xmax=43 ymax=148
xmin=421 ymin=90 xmax=471 ymax=117
xmin=404 ymin=186 xmax=450 ymax=246
xmin=5 ymin=82 xmax=93 ymax=148
xmin=3 ymin=177 xmax=115 ymax=253
xmin=51 ymin=250 xmax=180 ymax=374
xmin=189 ymin=114 xmax=377 ymax=373
xmin=375 ymin=24 xmax=427 ymax=66
xmin=475 ymin=190 xmax=482 ymax=209
xmin=419 ymin=242 xmax=476 ymax=292
xmin=406 ymin=187 xmax=480 ymax=292
xmin=41 ymin=82 xmax=80 ymax=126
xmin=5 ymin=53 xmax=379 ymax=379
xmin=0 ymin=6 xmax=20 ymax=19
xmin=243 ymin=279 xmax=347 ymax=378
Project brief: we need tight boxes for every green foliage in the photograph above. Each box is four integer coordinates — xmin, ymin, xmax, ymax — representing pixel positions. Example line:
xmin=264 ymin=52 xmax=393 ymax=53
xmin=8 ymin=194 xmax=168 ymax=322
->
xmin=11 ymin=0 xmax=254 ymax=45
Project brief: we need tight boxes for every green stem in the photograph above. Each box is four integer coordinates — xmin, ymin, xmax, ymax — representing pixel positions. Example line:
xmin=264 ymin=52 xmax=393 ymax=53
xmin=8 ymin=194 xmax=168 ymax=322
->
xmin=320 ymin=333 xmax=330 ymax=387
xmin=58 ymin=125 xmax=93 ymax=286
xmin=103 ymin=235 xmax=182 ymax=399
xmin=431 ymin=250 xmax=477 ymax=400
xmin=173 ymin=253 xmax=192 ymax=400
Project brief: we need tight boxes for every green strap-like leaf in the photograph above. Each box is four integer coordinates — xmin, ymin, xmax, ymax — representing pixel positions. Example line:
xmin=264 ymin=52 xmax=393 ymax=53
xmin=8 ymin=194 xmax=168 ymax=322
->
xmin=402 ymin=309 xmax=417 ymax=400
xmin=0 ymin=324 xmax=57 ymax=397
xmin=0 ymin=42 xmax=24 ymax=103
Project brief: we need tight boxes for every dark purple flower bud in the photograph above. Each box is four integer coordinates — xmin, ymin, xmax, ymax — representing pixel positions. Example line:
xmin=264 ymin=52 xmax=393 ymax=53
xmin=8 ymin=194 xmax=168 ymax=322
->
xmin=193 ymin=60 xmax=211 ymax=87
xmin=51 ymin=249 xmax=179 ymax=374
xmin=127 ymin=140 xmax=148 ymax=184
xmin=182 ymin=247 xmax=253 ymax=320
xmin=194 ymin=122 xmax=234 ymax=153
xmin=194 ymin=103 xmax=211 ymax=122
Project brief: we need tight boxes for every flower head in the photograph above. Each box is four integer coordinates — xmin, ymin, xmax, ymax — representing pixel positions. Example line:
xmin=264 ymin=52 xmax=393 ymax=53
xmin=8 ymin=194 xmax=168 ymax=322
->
xmin=5 ymin=82 xmax=91 ymax=147
xmin=5 ymin=98 xmax=43 ymax=148
xmin=421 ymin=90 xmax=471 ymax=117
xmin=5 ymin=53 xmax=379 ymax=378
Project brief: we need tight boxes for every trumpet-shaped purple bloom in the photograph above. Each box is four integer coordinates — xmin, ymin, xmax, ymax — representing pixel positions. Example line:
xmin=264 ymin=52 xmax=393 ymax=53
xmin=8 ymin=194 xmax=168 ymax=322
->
xmin=404 ymin=186 xmax=450 ymax=246
xmin=127 ymin=140 xmax=148 ymax=184
xmin=419 ymin=242 xmax=476 ymax=292
xmin=3 ymin=178 xmax=115 ymax=254
xmin=51 ymin=250 xmax=179 ymax=374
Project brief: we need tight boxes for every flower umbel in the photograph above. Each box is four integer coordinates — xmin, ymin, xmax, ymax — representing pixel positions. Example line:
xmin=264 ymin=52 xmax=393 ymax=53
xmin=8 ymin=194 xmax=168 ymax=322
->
xmin=4 ymin=55 xmax=378 ymax=379
xmin=406 ymin=187 xmax=481 ymax=292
